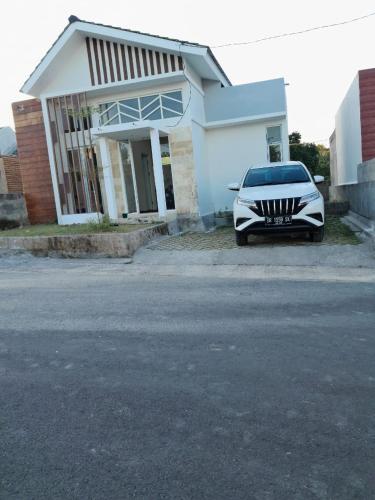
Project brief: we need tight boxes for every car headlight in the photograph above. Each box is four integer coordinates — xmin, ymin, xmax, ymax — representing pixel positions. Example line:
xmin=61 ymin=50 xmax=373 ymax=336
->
xmin=299 ymin=191 xmax=320 ymax=205
xmin=237 ymin=197 xmax=257 ymax=210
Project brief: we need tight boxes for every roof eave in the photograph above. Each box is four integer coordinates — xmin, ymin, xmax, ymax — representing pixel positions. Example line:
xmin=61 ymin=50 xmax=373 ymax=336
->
xmin=21 ymin=18 xmax=231 ymax=96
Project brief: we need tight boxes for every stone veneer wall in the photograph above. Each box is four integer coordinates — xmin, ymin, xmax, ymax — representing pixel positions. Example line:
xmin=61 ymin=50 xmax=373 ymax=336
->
xmin=169 ymin=127 xmax=199 ymax=216
xmin=0 ymin=193 xmax=28 ymax=229
xmin=108 ymin=139 xmax=126 ymax=218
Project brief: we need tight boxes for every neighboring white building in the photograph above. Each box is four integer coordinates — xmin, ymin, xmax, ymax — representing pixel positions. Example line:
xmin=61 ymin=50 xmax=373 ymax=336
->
xmin=20 ymin=16 xmax=289 ymax=226
xmin=0 ymin=127 xmax=17 ymax=156
xmin=330 ymin=68 xmax=375 ymax=188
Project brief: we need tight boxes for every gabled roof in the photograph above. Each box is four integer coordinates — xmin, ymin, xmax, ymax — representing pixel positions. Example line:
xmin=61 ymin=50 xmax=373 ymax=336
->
xmin=21 ymin=15 xmax=231 ymax=95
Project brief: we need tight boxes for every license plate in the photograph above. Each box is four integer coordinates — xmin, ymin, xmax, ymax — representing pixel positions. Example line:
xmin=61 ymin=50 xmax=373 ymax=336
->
xmin=265 ymin=215 xmax=292 ymax=226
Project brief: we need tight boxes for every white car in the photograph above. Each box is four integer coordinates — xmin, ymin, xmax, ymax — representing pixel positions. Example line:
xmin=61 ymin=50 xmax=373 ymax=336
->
xmin=228 ymin=161 xmax=325 ymax=246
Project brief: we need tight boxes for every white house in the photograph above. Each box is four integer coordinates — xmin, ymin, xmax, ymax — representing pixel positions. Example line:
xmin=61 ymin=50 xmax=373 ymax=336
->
xmin=20 ymin=15 xmax=289 ymax=227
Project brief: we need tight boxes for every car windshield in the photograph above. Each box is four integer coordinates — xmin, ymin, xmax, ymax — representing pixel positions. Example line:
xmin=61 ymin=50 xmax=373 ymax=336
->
xmin=243 ymin=165 xmax=310 ymax=188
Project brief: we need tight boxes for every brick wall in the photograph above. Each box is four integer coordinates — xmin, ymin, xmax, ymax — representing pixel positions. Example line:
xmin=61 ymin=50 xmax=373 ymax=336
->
xmin=12 ymin=99 xmax=56 ymax=224
xmin=0 ymin=156 xmax=23 ymax=193
xmin=359 ymin=69 xmax=375 ymax=162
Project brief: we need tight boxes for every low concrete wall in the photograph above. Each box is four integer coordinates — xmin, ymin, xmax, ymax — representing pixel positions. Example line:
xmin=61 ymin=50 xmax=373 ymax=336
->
xmin=330 ymin=159 xmax=375 ymax=220
xmin=331 ymin=182 xmax=375 ymax=219
xmin=0 ymin=193 xmax=28 ymax=230
xmin=358 ymin=159 xmax=375 ymax=182
xmin=0 ymin=223 xmax=168 ymax=258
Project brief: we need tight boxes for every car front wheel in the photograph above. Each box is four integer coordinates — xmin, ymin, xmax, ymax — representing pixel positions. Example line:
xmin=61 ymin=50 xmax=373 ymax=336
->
xmin=310 ymin=226 xmax=324 ymax=243
xmin=235 ymin=231 xmax=248 ymax=246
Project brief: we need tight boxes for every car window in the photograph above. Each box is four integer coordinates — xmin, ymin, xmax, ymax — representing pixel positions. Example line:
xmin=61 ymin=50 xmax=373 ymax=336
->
xmin=243 ymin=165 xmax=310 ymax=187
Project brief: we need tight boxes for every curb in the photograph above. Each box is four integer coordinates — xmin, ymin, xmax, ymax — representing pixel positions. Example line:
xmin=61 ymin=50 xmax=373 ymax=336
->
xmin=342 ymin=212 xmax=375 ymax=249
xmin=127 ymin=263 xmax=375 ymax=283
xmin=0 ymin=223 xmax=168 ymax=258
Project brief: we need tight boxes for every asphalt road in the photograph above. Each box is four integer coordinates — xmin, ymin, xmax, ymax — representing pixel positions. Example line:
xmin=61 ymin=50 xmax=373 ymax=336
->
xmin=0 ymin=257 xmax=375 ymax=499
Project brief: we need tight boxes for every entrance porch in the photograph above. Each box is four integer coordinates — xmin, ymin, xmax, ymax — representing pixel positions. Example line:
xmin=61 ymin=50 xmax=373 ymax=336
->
xmin=93 ymin=123 xmax=176 ymax=223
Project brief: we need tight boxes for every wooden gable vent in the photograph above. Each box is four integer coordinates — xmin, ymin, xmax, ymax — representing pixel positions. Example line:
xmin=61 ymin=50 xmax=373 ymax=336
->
xmin=85 ymin=37 xmax=184 ymax=86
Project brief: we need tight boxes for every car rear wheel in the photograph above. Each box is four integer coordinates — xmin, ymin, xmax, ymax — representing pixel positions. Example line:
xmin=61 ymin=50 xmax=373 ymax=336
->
xmin=235 ymin=231 xmax=248 ymax=246
xmin=310 ymin=226 xmax=324 ymax=243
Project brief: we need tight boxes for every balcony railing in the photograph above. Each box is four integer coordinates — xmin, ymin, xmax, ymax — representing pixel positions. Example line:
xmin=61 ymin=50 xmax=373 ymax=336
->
xmin=98 ymin=90 xmax=183 ymax=126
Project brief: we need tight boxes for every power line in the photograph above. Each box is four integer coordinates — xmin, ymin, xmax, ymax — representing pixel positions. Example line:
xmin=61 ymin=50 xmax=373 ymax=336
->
xmin=167 ymin=43 xmax=192 ymax=128
xmin=212 ymin=11 xmax=375 ymax=48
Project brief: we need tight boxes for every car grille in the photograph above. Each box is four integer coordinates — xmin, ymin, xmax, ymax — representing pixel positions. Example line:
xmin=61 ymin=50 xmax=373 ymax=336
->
xmin=253 ymin=197 xmax=302 ymax=217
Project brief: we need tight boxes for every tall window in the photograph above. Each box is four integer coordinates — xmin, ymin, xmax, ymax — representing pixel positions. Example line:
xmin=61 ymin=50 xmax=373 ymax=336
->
xmin=266 ymin=126 xmax=283 ymax=162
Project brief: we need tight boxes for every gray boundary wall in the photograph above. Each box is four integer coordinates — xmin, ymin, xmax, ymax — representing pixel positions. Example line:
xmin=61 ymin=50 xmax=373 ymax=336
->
xmin=330 ymin=160 xmax=375 ymax=220
xmin=0 ymin=193 xmax=28 ymax=229
xmin=0 ymin=223 xmax=168 ymax=257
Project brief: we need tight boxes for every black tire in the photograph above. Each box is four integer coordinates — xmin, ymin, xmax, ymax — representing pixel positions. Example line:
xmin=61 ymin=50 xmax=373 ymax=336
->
xmin=235 ymin=231 xmax=248 ymax=246
xmin=310 ymin=226 xmax=324 ymax=242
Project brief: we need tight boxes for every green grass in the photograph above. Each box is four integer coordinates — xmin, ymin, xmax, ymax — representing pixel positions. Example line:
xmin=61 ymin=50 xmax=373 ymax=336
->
xmin=0 ymin=222 xmax=153 ymax=238
xmin=324 ymin=215 xmax=360 ymax=245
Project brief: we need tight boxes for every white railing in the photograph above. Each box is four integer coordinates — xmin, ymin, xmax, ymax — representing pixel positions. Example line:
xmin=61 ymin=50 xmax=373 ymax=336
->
xmin=98 ymin=90 xmax=183 ymax=126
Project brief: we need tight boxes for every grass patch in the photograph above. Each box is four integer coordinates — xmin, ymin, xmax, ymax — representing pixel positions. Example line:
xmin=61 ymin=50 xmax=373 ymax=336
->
xmin=0 ymin=219 xmax=153 ymax=237
xmin=324 ymin=215 xmax=360 ymax=245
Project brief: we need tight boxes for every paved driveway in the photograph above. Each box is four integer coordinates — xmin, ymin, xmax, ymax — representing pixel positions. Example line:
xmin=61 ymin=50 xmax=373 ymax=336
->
xmin=0 ymin=255 xmax=375 ymax=499
xmin=136 ymin=221 xmax=375 ymax=270
xmin=148 ymin=216 xmax=360 ymax=251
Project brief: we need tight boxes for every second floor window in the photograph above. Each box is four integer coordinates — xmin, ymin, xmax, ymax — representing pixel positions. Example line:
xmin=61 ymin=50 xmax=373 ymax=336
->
xmin=266 ymin=126 xmax=283 ymax=162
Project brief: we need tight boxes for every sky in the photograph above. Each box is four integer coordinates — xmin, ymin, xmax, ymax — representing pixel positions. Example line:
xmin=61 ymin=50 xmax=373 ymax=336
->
xmin=0 ymin=0 xmax=374 ymax=145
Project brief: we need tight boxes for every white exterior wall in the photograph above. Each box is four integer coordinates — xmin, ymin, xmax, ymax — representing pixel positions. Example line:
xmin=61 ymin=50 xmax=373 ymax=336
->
xmin=33 ymin=33 xmax=92 ymax=96
xmin=187 ymin=72 xmax=215 ymax=216
xmin=335 ymin=74 xmax=362 ymax=185
xmin=205 ymin=119 xmax=289 ymax=212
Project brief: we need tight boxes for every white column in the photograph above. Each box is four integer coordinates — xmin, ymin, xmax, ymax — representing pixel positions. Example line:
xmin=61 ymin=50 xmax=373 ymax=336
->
xmin=40 ymin=97 xmax=63 ymax=224
xmin=150 ymin=128 xmax=166 ymax=217
xmin=98 ymin=137 xmax=118 ymax=220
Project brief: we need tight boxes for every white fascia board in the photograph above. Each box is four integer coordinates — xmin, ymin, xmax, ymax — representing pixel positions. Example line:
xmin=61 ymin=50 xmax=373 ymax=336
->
xmin=91 ymin=119 xmax=175 ymax=138
xmin=91 ymin=121 xmax=153 ymax=136
xmin=204 ymin=53 xmax=231 ymax=87
xmin=200 ymin=111 xmax=287 ymax=129
xmin=77 ymin=23 xmax=209 ymax=56
xmin=40 ymin=71 xmax=186 ymax=100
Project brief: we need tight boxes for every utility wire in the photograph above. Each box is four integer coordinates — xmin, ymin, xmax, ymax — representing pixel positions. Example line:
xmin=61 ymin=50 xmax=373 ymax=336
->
xmin=167 ymin=43 xmax=192 ymax=128
xmin=212 ymin=10 xmax=375 ymax=48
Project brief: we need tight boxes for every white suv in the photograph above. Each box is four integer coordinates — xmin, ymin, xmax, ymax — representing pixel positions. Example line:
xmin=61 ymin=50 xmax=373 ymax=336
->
xmin=228 ymin=161 xmax=325 ymax=246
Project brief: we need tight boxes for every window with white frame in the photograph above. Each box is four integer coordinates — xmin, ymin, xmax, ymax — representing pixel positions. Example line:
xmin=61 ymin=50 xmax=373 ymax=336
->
xmin=266 ymin=126 xmax=283 ymax=162
xmin=99 ymin=90 xmax=183 ymax=126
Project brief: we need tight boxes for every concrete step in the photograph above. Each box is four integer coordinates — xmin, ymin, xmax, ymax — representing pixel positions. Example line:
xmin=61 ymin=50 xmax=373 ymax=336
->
xmin=342 ymin=211 xmax=375 ymax=246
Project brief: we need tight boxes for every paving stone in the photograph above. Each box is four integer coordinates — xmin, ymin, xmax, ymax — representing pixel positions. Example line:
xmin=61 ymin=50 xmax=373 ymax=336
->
xmin=148 ymin=217 xmax=360 ymax=251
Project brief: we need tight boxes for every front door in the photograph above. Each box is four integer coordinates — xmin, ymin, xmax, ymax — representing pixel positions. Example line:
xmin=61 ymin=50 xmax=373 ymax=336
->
xmin=119 ymin=135 xmax=175 ymax=216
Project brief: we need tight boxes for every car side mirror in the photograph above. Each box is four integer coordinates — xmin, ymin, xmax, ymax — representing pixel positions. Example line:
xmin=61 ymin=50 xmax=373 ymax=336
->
xmin=227 ymin=182 xmax=240 ymax=191
xmin=314 ymin=175 xmax=324 ymax=184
